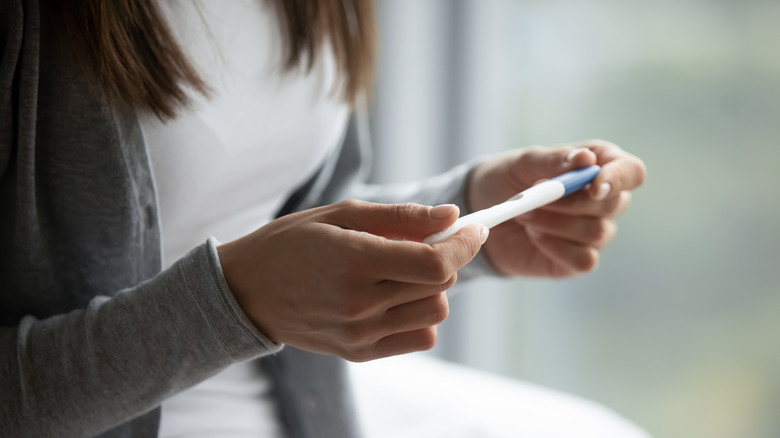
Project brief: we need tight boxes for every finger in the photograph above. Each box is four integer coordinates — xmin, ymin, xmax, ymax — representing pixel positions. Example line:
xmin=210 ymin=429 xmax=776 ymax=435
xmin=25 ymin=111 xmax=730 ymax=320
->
xmin=516 ymin=211 xmax=617 ymax=249
xmin=575 ymin=139 xmax=647 ymax=200
xmin=347 ymin=223 xmax=486 ymax=284
xmin=422 ymin=222 xmax=487 ymax=276
xmin=376 ymin=292 xmax=449 ymax=342
xmin=374 ymin=275 xmax=457 ymax=309
xmin=534 ymin=190 xmax=632 ymax=218
xmin=324 ymin=200 xmax=460 ymax=241
xmin=333 ymin=274 xmax=456 ymax=322
xmin=526 ymin=229 xmax=600 ymax=277
xmin=349 ymin=326 xmax=440 ymax=362
xmin=330 ymin=291 xmax=448 ymax=356
xmin=511 ymin=145 xmax=598 ymax=188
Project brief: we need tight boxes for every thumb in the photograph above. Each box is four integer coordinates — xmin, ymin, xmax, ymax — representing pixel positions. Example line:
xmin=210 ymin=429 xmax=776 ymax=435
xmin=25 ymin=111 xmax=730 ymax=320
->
xmin=325 ymin=200 xmax=460 ymax=241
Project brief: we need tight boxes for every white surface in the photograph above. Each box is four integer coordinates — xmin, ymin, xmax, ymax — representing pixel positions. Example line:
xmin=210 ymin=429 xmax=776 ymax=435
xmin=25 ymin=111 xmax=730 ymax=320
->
xmin=350 ymin=354 xmax=651 ymax=438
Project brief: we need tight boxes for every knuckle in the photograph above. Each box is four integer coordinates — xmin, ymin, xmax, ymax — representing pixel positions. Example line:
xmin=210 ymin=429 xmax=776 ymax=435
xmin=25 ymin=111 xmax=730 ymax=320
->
xmin=635 ymin=158 xmax=648 ymax=186
xmin=574 ymin=248 xmax=599 ymax=273
xmin=466 ymin=231 xmax=483 ymax=255
xmin=416 ymin=327 xmax=439 ymax=351
xmin=341 ymin=351 xmax=361 ymax=362
xmin=601 ymin=221 xmax=618 ymax=245
xmin=341 ymin=346 xmax=373 ymax=363
xmin=451 ymin=231 xmax=482 ymax=265
xmin=584 ymin=218 xmax=609 ymax=242
xmin=395 ymin=202 xmax=422 ymax=215
xmin=601 ymin=195 xmax=622 ymax=215
xmin=441 ymin=274 xmax=457 ymax=291
xmin=418 ymin=243 xmax=438 ymax=260
xmin=337 ymin=323 xmax=373 ymax=348
xmin=615 ymin=191 xmax=633 ymax=215
xmin=609 ymin=165 xmax=628 ymax=193
xmin=428 ymin=293 xmax=450 ymax=324
xmin=329 ymin=200 xmax=371 ymax=226
xmin=518 ymin=145 xmax=547 ymax=167
xmin=426 ymin=252 xmax=453 ymax=284
xmin=390 ymin=202 xmax=423 ymax=227
xmin=337 ymin=199 xmax=364 ymax=210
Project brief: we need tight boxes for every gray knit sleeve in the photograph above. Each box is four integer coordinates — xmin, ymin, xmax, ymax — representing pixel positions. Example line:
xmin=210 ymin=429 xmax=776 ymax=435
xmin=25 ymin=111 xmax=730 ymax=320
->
xmin=0 ymin=238 xmax=281 ymax=438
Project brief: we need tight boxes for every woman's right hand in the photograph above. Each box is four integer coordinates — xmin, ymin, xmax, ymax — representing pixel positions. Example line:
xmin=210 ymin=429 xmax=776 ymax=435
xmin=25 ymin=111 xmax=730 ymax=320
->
xmin=217 ymin=200 xmax=487 ymax=362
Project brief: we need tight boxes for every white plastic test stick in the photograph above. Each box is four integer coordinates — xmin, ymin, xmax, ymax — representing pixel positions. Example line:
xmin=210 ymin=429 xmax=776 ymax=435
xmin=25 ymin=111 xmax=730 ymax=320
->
xmin=423 ymin=165 xmax=601 ymax=244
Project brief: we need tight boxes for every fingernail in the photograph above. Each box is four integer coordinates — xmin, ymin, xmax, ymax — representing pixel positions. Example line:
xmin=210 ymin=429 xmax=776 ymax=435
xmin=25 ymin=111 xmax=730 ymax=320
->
xmin=479 ymin=225 xmax=489 ymax=244
xmin=566 ymin=148 xmax=589 ymax=164
xmin=430 ymin=204 xmax=458 ymax=219
xmin=594 ymin=182 xmax=611 ymax=200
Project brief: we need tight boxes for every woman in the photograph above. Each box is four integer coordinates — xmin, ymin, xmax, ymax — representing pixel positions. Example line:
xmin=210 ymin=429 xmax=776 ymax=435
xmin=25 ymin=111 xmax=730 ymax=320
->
xmin=0 ymin=0 xmax=647 ymax=437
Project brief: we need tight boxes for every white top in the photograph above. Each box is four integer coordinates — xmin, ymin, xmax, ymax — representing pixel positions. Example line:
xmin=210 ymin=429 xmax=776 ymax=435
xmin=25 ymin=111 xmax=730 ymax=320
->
xmin=138 ymin=1 xmax=349 ymax=436
xmin=141 ymin=0 xmax=349 ymax=266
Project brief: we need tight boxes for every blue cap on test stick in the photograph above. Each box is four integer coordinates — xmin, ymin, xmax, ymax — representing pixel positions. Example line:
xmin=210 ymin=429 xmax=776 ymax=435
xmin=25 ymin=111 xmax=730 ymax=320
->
xmin=551 ymin=165 xmax=601 ymax=196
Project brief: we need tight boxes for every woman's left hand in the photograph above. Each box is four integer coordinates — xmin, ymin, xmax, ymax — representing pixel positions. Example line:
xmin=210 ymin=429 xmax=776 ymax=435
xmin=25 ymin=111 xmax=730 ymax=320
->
xmin=466 ymin=139 xmax=647 ymax=278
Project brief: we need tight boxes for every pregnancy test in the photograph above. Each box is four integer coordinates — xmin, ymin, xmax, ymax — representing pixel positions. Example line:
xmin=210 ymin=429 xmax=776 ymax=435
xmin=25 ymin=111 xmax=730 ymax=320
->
xmin=424 ymin=165 xmax=601 ymax=244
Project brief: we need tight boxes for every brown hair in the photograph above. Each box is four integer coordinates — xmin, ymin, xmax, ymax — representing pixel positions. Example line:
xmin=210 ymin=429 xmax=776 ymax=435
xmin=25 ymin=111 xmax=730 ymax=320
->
xmin=51 ymin=0 xmax=377 ymax=120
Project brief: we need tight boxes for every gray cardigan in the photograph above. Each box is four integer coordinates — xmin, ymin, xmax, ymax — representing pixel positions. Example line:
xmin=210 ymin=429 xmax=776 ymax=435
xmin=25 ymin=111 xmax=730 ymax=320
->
xmin=0 ymin=1 xmax=491 ymax=437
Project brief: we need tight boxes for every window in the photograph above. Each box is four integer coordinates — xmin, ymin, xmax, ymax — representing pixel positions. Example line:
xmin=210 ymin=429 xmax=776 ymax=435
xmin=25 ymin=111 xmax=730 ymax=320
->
xmin=371 ymin=1 xmax=780 ymax=437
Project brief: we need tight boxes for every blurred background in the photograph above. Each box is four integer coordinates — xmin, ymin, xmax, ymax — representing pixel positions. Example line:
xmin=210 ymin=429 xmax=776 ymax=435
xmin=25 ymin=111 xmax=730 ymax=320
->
xmin=367 ymin=1 xmax=780 ymax=437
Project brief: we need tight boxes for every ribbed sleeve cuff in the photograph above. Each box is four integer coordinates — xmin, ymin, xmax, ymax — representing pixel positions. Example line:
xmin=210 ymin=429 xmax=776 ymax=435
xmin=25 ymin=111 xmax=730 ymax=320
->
xmin=180 ymin=237 xmax=283 ymax=361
